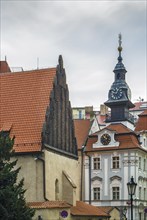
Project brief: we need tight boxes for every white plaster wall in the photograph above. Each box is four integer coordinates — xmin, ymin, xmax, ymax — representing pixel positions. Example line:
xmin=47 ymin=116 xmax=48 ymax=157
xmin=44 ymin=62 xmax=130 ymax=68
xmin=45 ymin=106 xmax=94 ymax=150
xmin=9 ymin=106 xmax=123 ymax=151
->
xmin=45 ymin=150 xmax=80 ymax=203
xmin=12 ymin=154 xmax=44 ymax=202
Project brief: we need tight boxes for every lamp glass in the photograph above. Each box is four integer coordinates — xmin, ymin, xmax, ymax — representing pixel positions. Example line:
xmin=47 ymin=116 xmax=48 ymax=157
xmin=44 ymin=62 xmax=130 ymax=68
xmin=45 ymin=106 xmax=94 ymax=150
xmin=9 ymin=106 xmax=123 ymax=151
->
xmin=127 ymin=176 xmax=137 ymax=195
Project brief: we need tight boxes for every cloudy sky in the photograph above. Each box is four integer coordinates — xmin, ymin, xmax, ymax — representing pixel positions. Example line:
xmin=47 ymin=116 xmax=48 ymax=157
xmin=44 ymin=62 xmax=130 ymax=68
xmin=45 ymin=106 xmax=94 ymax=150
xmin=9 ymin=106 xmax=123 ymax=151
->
xmin=1 ymin=0 xmax=146 ymax=109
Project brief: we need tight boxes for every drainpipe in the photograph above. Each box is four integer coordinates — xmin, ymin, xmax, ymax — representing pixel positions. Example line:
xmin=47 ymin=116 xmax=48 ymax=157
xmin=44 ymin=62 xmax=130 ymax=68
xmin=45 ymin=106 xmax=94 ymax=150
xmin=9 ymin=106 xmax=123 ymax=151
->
xmin=80 ymin=146 xmax=85 ymax=201
xmin=87 ymin=155 xmax=91 ymax=204
xmin=35 ymin=157 xmax=48 ymax=201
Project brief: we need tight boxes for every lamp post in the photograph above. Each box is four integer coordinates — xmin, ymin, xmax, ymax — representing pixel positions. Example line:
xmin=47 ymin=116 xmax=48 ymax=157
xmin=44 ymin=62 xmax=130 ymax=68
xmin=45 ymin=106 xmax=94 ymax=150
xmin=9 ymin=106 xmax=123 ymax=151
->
xmin=127 ymin=176 xmax=137 ymax=220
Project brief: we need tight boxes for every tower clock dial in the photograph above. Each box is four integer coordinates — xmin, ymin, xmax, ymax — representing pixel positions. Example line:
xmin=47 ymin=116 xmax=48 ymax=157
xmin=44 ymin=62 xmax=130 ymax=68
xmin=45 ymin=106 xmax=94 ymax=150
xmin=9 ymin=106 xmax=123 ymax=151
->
xmin=100 ymin=134 xmax=111 ymax=145
xmin=110 ymin=87 xmax=123 ymax=100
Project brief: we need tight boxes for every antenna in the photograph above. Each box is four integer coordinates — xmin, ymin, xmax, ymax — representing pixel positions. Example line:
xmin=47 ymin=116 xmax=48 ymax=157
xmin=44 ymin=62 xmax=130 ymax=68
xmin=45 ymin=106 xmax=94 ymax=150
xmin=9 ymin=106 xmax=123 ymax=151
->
xmin=37 ymin=57 xmax=39 ymax=69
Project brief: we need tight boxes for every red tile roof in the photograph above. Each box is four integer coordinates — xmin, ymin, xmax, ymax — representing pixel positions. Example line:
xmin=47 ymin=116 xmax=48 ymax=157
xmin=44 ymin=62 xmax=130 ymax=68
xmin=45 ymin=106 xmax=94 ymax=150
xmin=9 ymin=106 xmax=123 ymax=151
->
xmin=0 ymin=68 xmax=56 ymax=153
xmin=135 ymin=110 xmax=147 ymax=132
xmin=28 ymin=201 xmax=71 ymax=209
xmin=106 ymin=123 xmax=132 ymax=133
xmin=92 ymin=123 xmax=132 ymax=136
xmin=74 ymin=119 xmax=91 ymax=149
xmin=70 ymin=201 xmax=109 ymax=217
xmin=0 ymin=61 xmax=11 ymax=73
xmin=130 ymin=102 xmax=147 ymax=111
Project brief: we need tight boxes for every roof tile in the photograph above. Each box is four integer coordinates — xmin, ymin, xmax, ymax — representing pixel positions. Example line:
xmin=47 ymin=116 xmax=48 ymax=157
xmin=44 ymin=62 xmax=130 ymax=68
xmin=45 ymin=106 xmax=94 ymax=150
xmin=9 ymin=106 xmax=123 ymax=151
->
xmin=74 ymin=119 xmax=91 ymax=149
xmin=28 ymin=201 xmax=71 ymax=209
xmin=70 ymin=201 xmax=109 ymax=216
xmin=0 ymin=68 xmax=56 ymax=153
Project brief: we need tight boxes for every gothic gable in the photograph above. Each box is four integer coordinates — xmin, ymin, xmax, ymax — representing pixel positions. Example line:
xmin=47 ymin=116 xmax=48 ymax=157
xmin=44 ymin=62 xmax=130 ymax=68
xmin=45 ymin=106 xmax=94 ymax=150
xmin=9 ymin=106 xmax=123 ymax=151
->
xmin=42 ymin=55 xmax=78 ymax=159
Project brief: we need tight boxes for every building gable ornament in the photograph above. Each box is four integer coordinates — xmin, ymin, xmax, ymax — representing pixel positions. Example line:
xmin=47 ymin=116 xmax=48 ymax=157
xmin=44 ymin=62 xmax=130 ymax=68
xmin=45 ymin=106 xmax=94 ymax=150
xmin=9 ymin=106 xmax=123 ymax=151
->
xmin=42 ymin=55 xmax=78 ymax=159
xmin=91 ymin=176 xmax=103 ymax=182
xmin=122 ymin=159 xmax=138 ymax=166
xmin=110 ymin=175 xmax=122 ymax=182
xmin=93 ymin=130 xmax=119 ymax=148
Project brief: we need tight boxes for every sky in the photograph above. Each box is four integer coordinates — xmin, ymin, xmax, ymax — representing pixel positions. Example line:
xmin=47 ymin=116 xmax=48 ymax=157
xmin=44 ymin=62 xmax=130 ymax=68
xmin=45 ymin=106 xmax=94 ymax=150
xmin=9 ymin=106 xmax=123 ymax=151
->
xmin=1 ymin=0 xmax=147 ymax=109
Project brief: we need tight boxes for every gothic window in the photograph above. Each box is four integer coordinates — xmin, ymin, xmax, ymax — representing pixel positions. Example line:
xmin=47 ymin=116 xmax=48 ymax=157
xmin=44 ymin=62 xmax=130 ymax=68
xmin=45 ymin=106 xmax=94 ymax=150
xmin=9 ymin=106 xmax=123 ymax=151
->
xmin=55 ymin=179 xmax=59 ymax=200
xmin=93 ymin=157 xmax=100 ymax=170
xmin=112 ymin=156 xmax=119 ymax=169
xmin=112 ymin=187 xmax=119 ymax=200
xmin=117 ymin=73 xmax=121 ymax=80
xmin=93 ymin=187 xmax=100 ymax=200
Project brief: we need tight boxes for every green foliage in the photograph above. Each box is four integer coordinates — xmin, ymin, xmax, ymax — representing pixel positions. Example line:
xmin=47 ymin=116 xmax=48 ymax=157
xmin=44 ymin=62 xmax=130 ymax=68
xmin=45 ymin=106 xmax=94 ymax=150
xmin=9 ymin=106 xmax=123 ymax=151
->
xmin=0 ymin=131 xmax=35 ymax=220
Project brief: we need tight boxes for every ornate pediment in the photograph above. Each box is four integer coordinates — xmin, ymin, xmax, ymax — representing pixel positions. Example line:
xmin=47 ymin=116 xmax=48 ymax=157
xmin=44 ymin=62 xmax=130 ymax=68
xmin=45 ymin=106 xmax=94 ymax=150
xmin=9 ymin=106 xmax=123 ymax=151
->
xmin=110 ymin=175 xmax=122 ymax=182
xmin=91 ymin=176 xmax=103 ymax=182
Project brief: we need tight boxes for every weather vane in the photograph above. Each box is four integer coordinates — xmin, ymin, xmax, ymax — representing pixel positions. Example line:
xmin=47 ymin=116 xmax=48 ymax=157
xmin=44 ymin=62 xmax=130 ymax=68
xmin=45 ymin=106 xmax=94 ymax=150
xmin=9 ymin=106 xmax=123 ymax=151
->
xmin=118 ymin=33 xmax=122 ymax=53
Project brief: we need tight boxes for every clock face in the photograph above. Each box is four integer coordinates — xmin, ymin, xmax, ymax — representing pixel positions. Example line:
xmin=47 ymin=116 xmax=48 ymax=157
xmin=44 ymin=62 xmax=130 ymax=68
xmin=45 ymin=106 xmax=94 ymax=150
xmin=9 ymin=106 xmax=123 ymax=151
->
xmin=110 ymin=87 xmax=123 ymax=100
xmin=100 ymin=134 xmax=111 ymax=145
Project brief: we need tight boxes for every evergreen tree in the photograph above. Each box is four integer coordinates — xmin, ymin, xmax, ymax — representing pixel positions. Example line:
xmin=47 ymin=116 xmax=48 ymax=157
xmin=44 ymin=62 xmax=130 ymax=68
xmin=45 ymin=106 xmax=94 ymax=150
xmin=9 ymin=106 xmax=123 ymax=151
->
xmin=0 ymin=131 xmax=35 ymax=220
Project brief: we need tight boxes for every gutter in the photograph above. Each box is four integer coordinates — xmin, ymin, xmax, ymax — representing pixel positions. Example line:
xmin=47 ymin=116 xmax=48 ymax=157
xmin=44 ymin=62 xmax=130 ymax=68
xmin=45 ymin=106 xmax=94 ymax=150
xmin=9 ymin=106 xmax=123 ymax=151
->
xmin=80 ymin=146 xmax=85 ymax=201
xmin=87 ymin=154 xmax=91 ymax=204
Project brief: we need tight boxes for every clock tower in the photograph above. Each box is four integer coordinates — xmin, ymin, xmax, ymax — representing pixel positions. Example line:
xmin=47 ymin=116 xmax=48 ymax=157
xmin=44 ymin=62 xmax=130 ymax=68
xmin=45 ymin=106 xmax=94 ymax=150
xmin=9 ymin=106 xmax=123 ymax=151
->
xmin=104 ymin=34 xmax=135 ymax=124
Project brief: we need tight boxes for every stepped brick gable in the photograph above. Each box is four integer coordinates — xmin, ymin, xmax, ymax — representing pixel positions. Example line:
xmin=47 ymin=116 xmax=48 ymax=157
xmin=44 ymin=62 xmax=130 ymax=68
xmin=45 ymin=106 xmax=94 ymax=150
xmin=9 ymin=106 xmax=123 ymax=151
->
xmin=42 ymin=55 xmax=78 ymax=158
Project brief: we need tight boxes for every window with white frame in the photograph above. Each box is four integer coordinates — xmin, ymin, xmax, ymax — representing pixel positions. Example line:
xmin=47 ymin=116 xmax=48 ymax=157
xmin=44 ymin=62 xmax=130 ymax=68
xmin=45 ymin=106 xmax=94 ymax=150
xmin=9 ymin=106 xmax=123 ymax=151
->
xmin=112 ymin=187 xmax=119 ymax=200
xmin=112 ymin=156 xmax=119 ymax=169
xmin=93 ymin=157 xmax=100 ymax=170
xmin=139 ymin=157 xmax=141 ymax=169
xmin=93 ymin=187 xmax=100 ymax=200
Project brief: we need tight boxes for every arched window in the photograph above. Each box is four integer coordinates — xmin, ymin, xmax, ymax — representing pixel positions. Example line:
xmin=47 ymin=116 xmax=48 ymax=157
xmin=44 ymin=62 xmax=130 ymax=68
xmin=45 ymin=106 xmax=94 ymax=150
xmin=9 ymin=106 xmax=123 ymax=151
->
xmin=55 ymin=179 xmax=59 ymax=200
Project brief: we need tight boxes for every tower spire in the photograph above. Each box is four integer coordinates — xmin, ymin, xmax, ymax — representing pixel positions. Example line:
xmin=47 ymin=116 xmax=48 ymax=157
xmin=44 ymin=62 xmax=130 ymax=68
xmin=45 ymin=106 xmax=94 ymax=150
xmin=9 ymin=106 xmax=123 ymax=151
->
xmin=117 ymin=33 xmax=123 ymax=62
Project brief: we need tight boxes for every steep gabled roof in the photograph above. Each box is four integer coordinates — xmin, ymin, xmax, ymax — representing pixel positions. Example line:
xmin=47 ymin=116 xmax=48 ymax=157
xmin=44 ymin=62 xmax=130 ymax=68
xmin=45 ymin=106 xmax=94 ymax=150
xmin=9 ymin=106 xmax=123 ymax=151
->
xmin=74 ymin=119 xmax=91 ymax=149
xmin=135 ymin=110 xmax=147 ymax=132
xmin=0 ymin=66 xmax=56 ymax=153
xmin=70 ymin=201 xmax=109 ymax=217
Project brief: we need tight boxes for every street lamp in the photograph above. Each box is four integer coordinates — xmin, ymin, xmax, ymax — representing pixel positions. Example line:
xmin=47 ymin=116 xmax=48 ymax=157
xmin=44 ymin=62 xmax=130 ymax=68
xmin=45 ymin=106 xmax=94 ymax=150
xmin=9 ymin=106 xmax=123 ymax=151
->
xmin=127 ymin=176 xmax=137 ymax=220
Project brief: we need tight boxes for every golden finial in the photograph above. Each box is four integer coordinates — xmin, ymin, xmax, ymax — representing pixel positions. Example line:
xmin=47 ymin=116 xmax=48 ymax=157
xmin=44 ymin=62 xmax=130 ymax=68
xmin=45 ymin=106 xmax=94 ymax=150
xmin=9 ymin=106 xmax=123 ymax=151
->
xmin=118 ymin=33 xmax=122 ymax=52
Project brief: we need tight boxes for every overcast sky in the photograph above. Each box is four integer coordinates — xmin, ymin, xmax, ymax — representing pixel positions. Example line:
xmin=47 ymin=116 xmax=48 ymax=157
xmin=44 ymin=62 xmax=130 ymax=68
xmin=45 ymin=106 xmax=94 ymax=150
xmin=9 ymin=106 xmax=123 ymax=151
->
xmin=1 ymin=0 xmax=146 ymax=109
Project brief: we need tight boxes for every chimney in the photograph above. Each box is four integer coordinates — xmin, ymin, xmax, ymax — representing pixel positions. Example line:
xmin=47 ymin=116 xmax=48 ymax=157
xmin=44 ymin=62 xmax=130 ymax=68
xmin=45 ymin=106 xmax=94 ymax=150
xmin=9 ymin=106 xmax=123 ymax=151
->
xmin=0 ymin=60 xmax=11 ymax=73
